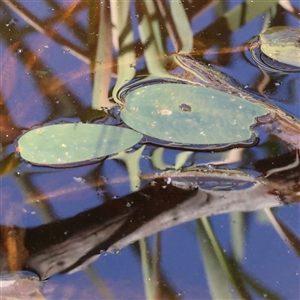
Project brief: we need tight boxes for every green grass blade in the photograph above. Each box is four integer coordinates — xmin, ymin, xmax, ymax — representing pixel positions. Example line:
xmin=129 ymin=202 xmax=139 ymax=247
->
xmin=150 ymin=147 xmax=172 ymax=170
xmin=197 ymin=218 xmax=252 ymax=299
xmin=111 ymin=1 xmax=136 ymax=105
xmin=91 ymin=1 xmax=114 ymax=109
xmin=84 ymin=265 xmax=114 ymax=300
xmin=136 ymin=0 xmax=171 ymax=77
xmin=88 ymin=0 xmax=99 ymax=49
xmin=170 ymin=0 xmax=193 ymax=53
xmin=196 ymin=218 xmax=233 ymax=299
xmin=264 ymin=208 xmax=300 ymax=258
xmin=174 ymin=151 xmax=193 ymax=170
xmin=224 ymin=0 xmax=279 ymax=32
xmin=0 ymin=153 xmax=21 ymax=177
xmin=110 ymin=145 xmax=145 ymax=192
xmin=241 ymin=267 xmax=284 ymax=300
xmin=139 ymin=238 xmax=155 ymax=300
xmin=230 ymin=211 xmax=246 ymax=262
xmin=130 ymin=240 xmax=179 ymax=300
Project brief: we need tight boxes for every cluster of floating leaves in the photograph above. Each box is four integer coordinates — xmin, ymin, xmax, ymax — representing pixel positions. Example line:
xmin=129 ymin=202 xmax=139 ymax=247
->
xmin=18 ymin=26 xmax=299 ymax=167
xmin=18 ymin=83 xmax=268 ymax=166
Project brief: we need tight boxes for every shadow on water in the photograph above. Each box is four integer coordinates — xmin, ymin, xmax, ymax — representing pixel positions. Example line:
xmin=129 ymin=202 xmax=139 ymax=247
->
xmin=1 ymin=0 xmax=300 ymax=299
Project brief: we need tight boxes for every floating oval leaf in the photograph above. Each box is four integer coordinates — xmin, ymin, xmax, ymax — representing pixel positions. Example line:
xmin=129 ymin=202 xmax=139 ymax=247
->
xmin=260 ymin=26 xmax=300 ymax=69
xmin=120 ymin=83 xmax=268 ymax=145
xmin=18 ymin=123 xmax=142 ymax=166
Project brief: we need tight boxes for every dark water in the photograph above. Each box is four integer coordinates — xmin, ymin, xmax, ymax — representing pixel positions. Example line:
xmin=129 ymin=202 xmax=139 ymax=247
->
xmin=1 ymin=1 xmax=299 ymax=299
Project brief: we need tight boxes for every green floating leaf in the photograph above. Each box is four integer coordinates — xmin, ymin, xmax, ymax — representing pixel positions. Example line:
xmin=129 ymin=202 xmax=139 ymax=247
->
xmin=260 ymin=26 xmax=300 ymax=68
xmin=121 ymin=83 xmax=268 ymax=145
xmin=18 ymin=124 xmax=142 ymax=166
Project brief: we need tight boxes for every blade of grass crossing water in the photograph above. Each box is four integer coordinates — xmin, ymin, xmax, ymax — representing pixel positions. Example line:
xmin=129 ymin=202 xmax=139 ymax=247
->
xmin=215 ymin=0 xmax=228 ymax=17
xmin=91 ymin=0 xmax=114 ymax=109
xmin=151 ymin=147 xmax=173 ymax=170
xmin=130 ymin=239 xmax=179 ymax=300
xmin=152 ymin=233 xmax=161 ymax=299
xmin=88 ymin=0 xmax=99 ymax=50
xmin=196 ymin=218 xmax=233 ymax=299
xmin=139 ymin=238 xmax=156 ymax=300
xmin=136 ymin=0 xmax=170 ymax=77
xmin=241 ymin=267 xmax=284 ymax=300
xmin=260 ymin=5 xmax=278 ymax=32
xmin=169 ymin=0 xmax=193 ymax=53
xmin=111 ymin=1 xmax=136 ymax=105
xmin=110 ymin=145 xmax=145 ymax=192
xmin=264 ymin=208 xmax=300 ymax=258
xmin=230 ymin=211 xmax=246 ymax=262
xmin=197 ymin=218 xmax=252 ymax=300
xmin=174 ymin=151 xmax=193 ymax=170
xmin=84 ymin=265 xmax=114 ymax=300
xmin=224 ymin=0 xmax=279 ymax=32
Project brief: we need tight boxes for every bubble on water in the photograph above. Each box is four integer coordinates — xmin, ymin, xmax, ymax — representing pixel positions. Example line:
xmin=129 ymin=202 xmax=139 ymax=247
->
xmin=73 ymin=176 xmax=86 ymax=184
xmin=207 ymin=164 xmax=216 ymax=171
xmin=113 ymin=249 xmax=121 ymax=255
xmin=5 ymin=19 xmax=17 ymax=27
xmin=164 ymin=177 xmax=172 ymax=184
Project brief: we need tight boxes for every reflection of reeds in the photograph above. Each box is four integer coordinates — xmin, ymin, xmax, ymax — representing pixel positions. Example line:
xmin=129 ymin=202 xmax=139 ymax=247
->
xmin=89 ymin=0 xmax=113 ymax=109
xmin=264 ymin=208 xmax=300 ymax=258
xmin=111 ymin=0 xmax=136 ymax=105
xmin=133 ymin=234 xmax=179 ymax=300
xmin=84 ymin=265 xmax=115 ymax=300
xmin=197 ymin=217 xmax=284 ymax=300
xmin=3 ymin=0 xmax=89 ymax=63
